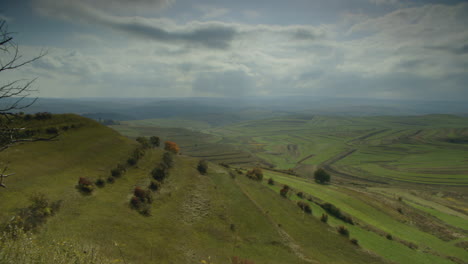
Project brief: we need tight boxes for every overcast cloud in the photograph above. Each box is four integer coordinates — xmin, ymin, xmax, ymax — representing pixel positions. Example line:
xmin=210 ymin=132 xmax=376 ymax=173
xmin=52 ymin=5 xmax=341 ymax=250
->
xmin=1 ymin=0 xmax=467 ymax=100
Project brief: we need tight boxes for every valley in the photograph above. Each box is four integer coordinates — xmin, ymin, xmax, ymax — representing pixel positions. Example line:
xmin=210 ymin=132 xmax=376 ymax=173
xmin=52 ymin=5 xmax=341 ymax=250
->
xmin=0 ymin=112 xmax=467 ymax=263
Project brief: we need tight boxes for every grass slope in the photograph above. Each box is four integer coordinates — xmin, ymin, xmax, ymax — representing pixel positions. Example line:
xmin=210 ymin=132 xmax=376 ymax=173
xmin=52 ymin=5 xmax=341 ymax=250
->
xmin=0 ymin=114 xmax=385 ymax=264
xmin=263 ymin=170 xmax=467 ymax=264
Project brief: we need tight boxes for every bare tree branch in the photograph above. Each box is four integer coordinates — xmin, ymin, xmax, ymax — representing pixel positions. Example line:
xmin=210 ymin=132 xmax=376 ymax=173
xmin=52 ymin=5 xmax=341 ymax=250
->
xmin=0 ymin=19 xmax=50 ymax=188
xmin=0 ymin=166 xmax=15 ymax=188
xmin=0 ymin=19 xmax=46 ymax=112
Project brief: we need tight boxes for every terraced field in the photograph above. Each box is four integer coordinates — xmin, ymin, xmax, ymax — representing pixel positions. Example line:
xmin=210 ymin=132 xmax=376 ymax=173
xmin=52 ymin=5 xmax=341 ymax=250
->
xmin=261 ymin=170 xmax=468 ymax=264
xmin=210 ymin=115 xmax=468 ymax=185
xmin=110 ymin=121 xmax=259 ymax=166
xmin=111 ymin=115 xmax=468 ymax=185
xmin=104 ymin=114 xmax=468 ymax=263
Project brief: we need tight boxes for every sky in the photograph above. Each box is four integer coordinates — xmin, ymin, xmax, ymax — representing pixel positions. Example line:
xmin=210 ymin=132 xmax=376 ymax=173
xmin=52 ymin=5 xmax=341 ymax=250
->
xmin=1 ymin=0 xmax=467 ymax=100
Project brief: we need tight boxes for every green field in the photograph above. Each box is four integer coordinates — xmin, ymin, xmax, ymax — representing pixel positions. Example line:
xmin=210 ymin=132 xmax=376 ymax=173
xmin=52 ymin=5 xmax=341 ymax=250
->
xmin=204 ymin=115 xmax=468 ymax=186
xmin=261 ymin=170 xmax=467 ymax=264
xmin=107 ymin=114 xmax=468 ymax=263
xmin=1 ymin=114 xmax=394 ymax=263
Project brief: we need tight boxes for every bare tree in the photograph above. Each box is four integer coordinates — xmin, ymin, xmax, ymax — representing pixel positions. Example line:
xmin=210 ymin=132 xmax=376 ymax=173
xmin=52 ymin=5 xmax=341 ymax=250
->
xmin=0 ymin=20 xmax=46 ymax=112
xmin=0 ymin=19 xmax=48 ymax=187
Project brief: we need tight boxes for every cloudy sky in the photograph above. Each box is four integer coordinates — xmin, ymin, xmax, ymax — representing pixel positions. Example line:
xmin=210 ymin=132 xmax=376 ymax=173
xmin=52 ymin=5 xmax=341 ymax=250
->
xmin=1 ymin=0 xmax=467 ymax=100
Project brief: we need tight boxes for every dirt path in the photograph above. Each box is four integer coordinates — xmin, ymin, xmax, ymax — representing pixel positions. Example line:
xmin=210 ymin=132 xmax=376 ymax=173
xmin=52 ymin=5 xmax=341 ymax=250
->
xmin=347 ymin=129 xmax=390 ymax=144
xmin=321 ymin=149 xmax=357 ymax=166
xmin=318 ymin=149 xmax=389 ymax=184
xmin=297 ymin=154 xmax=316 ymax=165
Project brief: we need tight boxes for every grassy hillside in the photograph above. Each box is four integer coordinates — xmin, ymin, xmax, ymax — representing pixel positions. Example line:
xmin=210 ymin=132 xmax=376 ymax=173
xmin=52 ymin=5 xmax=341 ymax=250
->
xmin=261 ymin=170 xmax=467 ymax=264
xmin=108 ymin=114 xmax=468 ymax=264
xmin=0 ymin=114 xmax=390 ymax=263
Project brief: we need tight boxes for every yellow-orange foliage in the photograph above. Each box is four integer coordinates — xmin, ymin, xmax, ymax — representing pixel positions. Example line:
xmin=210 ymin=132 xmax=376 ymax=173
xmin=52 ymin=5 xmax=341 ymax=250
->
xmin=164 ymin=141 xmax=180 ymax=154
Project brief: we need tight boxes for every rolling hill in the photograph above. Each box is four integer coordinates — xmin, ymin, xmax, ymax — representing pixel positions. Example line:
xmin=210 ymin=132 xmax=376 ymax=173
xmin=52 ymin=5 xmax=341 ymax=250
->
xmin=0 ymin=114 xmax=395 ymax=263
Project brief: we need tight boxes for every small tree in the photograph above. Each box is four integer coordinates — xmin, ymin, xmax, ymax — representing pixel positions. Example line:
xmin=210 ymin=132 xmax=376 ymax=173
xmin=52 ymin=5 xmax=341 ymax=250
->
xmin=151 ymin=166 xmax=167 ymax=182
xmin=136 ymin=136 xmax=150 ymax=149
xmin=148 ymin=180 xmax=161 ymax=191
xmin=150 ymin=136 xmax=160 ymax=147
xmin=320 ymin=213 xmax=328 ymax=223
xmin=77 ymin=177 xmax=94 ymax=194
xmin=197 ymin=160 xmax=208 ymax=175
xmin=162 ymin=152 xmax=174 ymax=168
xmin=111 ymin=168 xmax=122 ymax=178
xmin=267 ymin=178 xmax=275 ymax=185
xmin=314 ymin=168 xmax=330 ymax=184
xmin=337 ymin=226 xmax=349 ymax=237
xmin=127 ymin=157 xmax=137 ymax=166
xmin=164 ymin=141 xmax=180 ymax=154
xmin=297 ymin=201 xmax=312 ymax=214
xmin=280 ymin=185 xmax=290 ymax=198
xmin=246 ymin=167 xmax=263 ymax=181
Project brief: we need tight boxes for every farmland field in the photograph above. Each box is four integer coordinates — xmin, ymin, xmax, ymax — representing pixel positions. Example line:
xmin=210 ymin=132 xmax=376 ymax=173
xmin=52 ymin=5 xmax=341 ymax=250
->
xmin=113 ymin=114 xmax=468 ymax=185
xmin=108 ymin=114 xmax=468 ymax=263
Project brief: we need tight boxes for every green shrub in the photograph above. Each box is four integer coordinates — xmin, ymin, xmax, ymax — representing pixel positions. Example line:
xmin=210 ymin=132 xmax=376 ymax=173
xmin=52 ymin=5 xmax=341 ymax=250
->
xmin=136 ymin=136 xmax=151 ymax=149
xmin=246 ymin=168 xmax=263 ymax=181
xmin=95 ymin=178 xmax=105 ymax=187
xmin=280 ymin=185 xmax=290 ymax=198
xmin=350 ymin=238 xmax=359 ymax=246
xmin=139 ymin=204 xmax=151 ymax=216
xmin=132 ymin=147 xmax=145 ymax=160
xmin=268 ymin=178 xmax=275 ymax=185
xmin=162 ymin=152 xmax=174 ymax=168
xmin=131 ymin=187 xmax=153 ymax=216
xmin=34 ymin=112 xmax=52 ymax=120
xmin=297 ymin=201 xmax=312 ymax=214
xmin=314 ymin=168 xmax=330 ymax=184
xmin=320 ymin=214 xmax=328 ymax=223
xmin=386 ymin=234 xmax=393 ymax=240
xmin=45 ymin=127 xmax=59 ymax=134
xmin=320 ymin=203 xmax=354 ymax=224
xmin=150 ymin=136 xmax=160 ymax=147
xmin=296 ymin=191 xmax=304 ymax=199
xmin=197 ymin=160 xmax=208 ymax=175
xmin=337 ymin=226 xmax=349 ymax=237
xmin=111 ymin=168 xmax=122 ymax=177
xmin=134 ymin=187 xmax=152 ymax=204
xmin=106 ymin=177 xmax=115 ymax=184
xmin=130 ymin=196 xmax=142 ymax=209
xmin=5 ymin=193 xmax=62 ymax=232
xmin=77 ymin=177 xmax=94 ymax=194
xmin=149 ymin=180 xmax=161 ymax=191
xmin=151 ymin=166 xmax=167 ymax=182
xmin=127 ymin=157 xmax=137 ymax=166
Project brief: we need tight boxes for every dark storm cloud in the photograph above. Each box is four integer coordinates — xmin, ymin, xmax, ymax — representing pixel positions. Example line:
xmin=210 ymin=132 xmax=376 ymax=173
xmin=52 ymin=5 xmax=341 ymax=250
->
xmin=33 ymin=0 xmax=236 ymax=49
xmin=113 ymin=21 xmax=236 ymax=49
